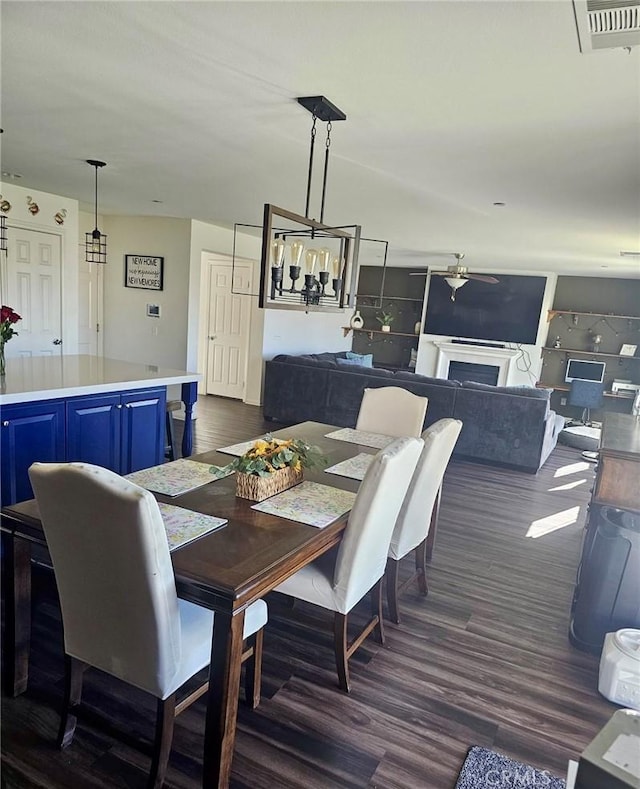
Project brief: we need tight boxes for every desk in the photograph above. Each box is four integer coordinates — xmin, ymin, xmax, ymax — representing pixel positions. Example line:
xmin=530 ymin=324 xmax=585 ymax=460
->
xmin=1 ymin=421 xmax=380 ymax=788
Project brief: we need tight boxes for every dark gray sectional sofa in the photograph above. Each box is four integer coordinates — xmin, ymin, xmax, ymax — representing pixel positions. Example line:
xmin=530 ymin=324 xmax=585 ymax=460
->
xmin=263 ymin=352 xmax=565 ymax=473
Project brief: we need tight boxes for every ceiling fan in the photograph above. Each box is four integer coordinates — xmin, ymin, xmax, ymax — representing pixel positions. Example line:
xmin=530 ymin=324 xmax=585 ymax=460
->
xmin=410 ymin=253 xmax=499 ymax=301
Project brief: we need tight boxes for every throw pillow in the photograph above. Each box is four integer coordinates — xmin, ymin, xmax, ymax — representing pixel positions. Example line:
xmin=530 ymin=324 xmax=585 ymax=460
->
xmin=337 ymin=356 xmax=373 ymax=368
xmin=344 ymin=352 xmax=374 ymax=368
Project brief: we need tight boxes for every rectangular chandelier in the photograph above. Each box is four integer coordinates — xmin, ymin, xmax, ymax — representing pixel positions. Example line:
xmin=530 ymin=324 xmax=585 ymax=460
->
xmin=257 ymin=203 xmax=361 ymax=312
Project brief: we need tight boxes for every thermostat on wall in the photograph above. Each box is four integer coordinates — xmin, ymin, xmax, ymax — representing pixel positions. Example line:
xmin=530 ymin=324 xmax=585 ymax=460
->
xmin=147 ymin=304 xmax=160 ymax=317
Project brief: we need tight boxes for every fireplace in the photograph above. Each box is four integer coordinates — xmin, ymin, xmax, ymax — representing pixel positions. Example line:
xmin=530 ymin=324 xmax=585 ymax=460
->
xmin=448 ymin=361 xmax=499 ymax=386
xmin=433 ymin=341 xmax=521 ymax=386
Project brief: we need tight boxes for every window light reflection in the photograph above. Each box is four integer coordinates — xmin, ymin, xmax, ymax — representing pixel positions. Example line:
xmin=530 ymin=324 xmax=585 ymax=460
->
xmin=554 ymin=462 xmax=591 ymax=478
xmin=549 ymin=479 xmax=588 ymax=492
xmin=526 ymin=506 xmax=580 ymax=539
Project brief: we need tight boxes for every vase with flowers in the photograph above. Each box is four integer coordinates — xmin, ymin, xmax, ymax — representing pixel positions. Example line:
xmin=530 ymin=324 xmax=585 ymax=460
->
xmin=0 ymin=305 xmax=22 ymax=376
xmin=214 ymin=435 xmax=326 ymax=501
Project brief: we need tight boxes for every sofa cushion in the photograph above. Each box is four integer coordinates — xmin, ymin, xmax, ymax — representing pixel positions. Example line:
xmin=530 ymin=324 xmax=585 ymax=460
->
xmin=461 ymin=380 xmax=551 ymax=399
xmin=341 ymin=352 xmax=374 ymax=368
xmin=394 ymin=371 xmax=460 ymax=388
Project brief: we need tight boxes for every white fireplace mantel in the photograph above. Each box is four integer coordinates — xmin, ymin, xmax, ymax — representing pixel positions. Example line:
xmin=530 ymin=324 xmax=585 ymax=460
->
xmin=433 ymin=341 xmax=521 ymax=386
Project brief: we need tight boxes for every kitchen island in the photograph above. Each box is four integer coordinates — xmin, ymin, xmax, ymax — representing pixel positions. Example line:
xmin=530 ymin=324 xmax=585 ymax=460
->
xmin=0 ymin=355 xmax=199 ymax=506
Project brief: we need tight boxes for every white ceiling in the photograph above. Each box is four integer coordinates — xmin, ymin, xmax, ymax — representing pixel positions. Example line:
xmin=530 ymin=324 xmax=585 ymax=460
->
xmin=2 ymin=0 xmax=639 ymax=277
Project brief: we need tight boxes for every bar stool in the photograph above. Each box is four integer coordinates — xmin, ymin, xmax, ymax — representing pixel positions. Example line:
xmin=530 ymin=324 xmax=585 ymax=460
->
xmin=165 ymin=400 xmax=181 ymax=461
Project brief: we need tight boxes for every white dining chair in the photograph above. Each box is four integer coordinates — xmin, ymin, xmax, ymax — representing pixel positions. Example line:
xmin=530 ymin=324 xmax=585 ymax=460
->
xmin=386 ymin=418 xmax=462 ymax=623
xmin=355 ymin=386 xmax=428 ymax=437
xmin=28 ymin=461 xmax=268 ymax=789
xmin=274 ymin=436 xmax=423 ymax=692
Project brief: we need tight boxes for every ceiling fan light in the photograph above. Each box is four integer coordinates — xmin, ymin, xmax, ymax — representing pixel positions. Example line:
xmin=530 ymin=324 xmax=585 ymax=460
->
xmin=444 ymin=276 xmax=468 ymax=291
xmin=444 ymin=275 xmax=468 ymax=302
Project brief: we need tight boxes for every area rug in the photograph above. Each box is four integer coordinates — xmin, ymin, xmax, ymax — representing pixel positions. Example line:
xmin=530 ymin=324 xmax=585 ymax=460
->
xmin=455 ymin=746 xmax=566 ymax=788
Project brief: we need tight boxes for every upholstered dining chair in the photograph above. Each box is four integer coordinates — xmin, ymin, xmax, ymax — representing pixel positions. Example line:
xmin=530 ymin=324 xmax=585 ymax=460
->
xmin=355 ymin=386 xmax=428 ymax=437
xmin=274 ymin=436 xmax=423 ymax=693
xmin=28 ymin=462 xmax=268 ymax=789
xmin=386 ymin=418 xmax=462 ymax=624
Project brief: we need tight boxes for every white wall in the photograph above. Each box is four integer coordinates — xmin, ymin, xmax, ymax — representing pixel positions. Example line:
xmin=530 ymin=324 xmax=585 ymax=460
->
xmin=0 ymin=181 xmax=80 ymax=353
xmin=262 ymin=310 xmax=351 ymax=360
xmin=101 ymin=215 xmax=191 ymax=368
xmin=415 ymin=272 xmax=558 ymax=386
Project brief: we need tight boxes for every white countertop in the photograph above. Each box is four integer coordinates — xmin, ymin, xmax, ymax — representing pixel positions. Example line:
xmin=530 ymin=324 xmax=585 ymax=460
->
xmin=0 ymin=355 xmax=200 ymax=405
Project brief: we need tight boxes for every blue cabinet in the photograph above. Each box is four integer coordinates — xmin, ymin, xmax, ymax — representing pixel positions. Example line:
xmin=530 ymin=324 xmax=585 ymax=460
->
xmin=1 ymin=387 xmax=166 ymax=506
xmin=1 ymin=400 xmax=65 ymax=506
xmin=66 ymin=393 xmax=121 ymax=471
xmin=66 ymin=388 xmax=166 ymax=474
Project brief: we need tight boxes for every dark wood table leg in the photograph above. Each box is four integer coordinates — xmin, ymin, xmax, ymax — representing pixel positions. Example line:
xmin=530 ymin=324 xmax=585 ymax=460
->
xmin=181 ymin=381 xmax=198 ymax=458
xmin=3 ymin=535 xmax=32 ymax=696
xmin=202 ymin=609 xmax=246 ymax=788
xmin=425 ymin=486 xmax=442 ymax=564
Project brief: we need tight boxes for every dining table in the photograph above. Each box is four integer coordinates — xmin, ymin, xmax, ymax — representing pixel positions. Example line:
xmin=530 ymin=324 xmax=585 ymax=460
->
xmin=1 ymin=420 xmax=435 ymax=788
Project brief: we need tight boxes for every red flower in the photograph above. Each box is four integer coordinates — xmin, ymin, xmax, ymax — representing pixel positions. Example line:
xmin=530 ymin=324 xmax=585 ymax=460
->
xmin=0 ymin=305 xmax=22 ymax=343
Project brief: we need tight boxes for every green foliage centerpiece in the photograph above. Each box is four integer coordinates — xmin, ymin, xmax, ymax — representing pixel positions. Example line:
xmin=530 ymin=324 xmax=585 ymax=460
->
xmin=223 ymin=435 xmax=326 ymax=501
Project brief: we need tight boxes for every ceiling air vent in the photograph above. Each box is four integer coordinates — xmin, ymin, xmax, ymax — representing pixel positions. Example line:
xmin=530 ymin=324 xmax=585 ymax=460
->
xmin=573 ymin=0 xmax=640 ymax=51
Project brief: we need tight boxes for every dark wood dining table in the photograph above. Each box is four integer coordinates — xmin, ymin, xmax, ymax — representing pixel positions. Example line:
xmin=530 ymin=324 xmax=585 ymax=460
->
xmin=1 ymin=421 xmax=395 ymax=789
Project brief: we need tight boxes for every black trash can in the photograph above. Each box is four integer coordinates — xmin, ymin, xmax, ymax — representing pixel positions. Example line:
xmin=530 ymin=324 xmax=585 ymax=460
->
xmin=569 ymin=505 xmax=640 ymax=654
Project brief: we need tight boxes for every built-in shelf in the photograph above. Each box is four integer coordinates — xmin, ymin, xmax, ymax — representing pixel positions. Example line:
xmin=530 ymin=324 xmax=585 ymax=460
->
xmin=342 ymin=327 xmax=419 ymax=339
xmin=542 ymin=347 xmax=640 ymax=361
xmin=537 ymin=382 xmax=635 ymax=400
xmin=356 ymin=294 xmax=423 ymax=303
xmin=547 ymin=309 xmax=640 ymax=322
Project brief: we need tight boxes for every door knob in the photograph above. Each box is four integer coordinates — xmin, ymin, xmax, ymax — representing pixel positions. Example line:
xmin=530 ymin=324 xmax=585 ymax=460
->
xmin=52 ymin=338 xmax=62 ymax=345
xmin=209 ymin=335 xmax=217 ymax=341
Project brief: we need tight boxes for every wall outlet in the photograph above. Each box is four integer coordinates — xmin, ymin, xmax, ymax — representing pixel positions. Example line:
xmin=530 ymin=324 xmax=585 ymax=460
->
xmin=560 ymin=396 xmax=567 ymax=406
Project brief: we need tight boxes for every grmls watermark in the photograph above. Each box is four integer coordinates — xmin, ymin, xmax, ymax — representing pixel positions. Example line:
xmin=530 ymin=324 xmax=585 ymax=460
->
xmin=485 ymin=766 xmax=555 ymax=786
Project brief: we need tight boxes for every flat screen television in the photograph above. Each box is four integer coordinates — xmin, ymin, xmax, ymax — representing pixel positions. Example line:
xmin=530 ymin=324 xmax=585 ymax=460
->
xmin=423 ymin=273 xmax=547 ymax=345
xmin=565 ymin=359 xmax=606 ymax=384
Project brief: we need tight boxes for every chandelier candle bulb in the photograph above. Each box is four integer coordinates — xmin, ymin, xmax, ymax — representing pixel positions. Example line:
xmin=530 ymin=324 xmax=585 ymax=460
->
xmin=290 ymin=239 xmax=305 ymax=267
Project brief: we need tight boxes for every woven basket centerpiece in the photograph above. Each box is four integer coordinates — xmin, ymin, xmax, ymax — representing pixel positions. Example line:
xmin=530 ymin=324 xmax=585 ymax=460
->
xmin=229 ymin=436 xmax=326 ymax=503
xmin=235 ymin=465 xmax=303 ymax=502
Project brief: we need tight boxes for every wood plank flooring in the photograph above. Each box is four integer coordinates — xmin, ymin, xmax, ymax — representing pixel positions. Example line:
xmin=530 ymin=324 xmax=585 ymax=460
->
xmin=1 ymin=395 xmax=617 ymax=788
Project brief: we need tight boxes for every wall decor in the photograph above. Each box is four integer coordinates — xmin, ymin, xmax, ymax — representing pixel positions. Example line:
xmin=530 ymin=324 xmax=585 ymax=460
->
xmin=0 ymin=195 xmax=11 ymax=213
xmin=54 ymin=208 xmax=67 ymax=225
xmin=26 ymin=196 xmax=39 ymax=215
xmin=125 ymin=254 xmax=164 ymax=291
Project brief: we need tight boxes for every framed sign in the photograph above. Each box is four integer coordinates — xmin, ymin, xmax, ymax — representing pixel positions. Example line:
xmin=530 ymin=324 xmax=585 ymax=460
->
xmin=125 ymin=255 xmax=164 ymax=290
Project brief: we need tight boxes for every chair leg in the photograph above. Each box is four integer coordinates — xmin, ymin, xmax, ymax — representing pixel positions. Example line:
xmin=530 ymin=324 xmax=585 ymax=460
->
xmin=425 ymin=486 xmax=441 ymax=563
xmin=333 ymin=613 xmax=350 ymax=694
xmin=371 ymin=579 xmax=385 ymax=645
xmin=57 ymin=656 xmax=85 ymax=749
xmin=148 ymin=694 xmax=176 ymax=789
xmin=243 ymin=629 xmax=263 ymax=709
xmin=414 ymin=539 xmax=429 ymax=596
xmin=165 ymin=410 xmax=178 ymax=461
xmin=386 ymin=557 xmax=401 ymax=625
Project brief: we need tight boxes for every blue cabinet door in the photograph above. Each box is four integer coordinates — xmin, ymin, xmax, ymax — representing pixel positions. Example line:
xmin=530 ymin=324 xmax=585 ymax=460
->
xmin=120 ymin=388 xmax=166 ymax=474
xmin=1 ymin=400 xmax=65 ymax=506
xmin=66 ymin=394 xmax=121 ymax=471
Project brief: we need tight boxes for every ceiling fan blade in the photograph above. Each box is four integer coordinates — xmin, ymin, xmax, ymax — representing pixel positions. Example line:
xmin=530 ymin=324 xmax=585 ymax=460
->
xmin=468 ymin=274 xmax=499 ymax=284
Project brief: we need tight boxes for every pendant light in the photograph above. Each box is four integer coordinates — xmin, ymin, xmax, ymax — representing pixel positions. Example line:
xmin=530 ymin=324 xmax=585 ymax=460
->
xmin=85 ymin=159 xmax=107 ymax=263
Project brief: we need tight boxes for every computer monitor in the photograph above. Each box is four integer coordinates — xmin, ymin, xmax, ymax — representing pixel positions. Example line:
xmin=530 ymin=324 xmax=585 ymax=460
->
xmin=565 ymin=358 xmax=606 ymax=384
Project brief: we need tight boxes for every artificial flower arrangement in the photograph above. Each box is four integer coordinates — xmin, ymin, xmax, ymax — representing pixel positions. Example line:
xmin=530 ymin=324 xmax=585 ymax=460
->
xmin=214 ymin=435 xmax=326 ymax=501
xmin=0 ymin=305 xmax=22 ymax=375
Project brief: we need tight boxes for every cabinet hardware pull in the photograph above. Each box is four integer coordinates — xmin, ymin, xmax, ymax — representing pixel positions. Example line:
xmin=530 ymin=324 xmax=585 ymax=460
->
xmin=2 ymin=421 xmax=9 ymax=427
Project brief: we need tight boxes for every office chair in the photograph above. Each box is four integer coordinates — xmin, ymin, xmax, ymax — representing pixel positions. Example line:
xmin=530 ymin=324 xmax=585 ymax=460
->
xmin=568 ymin=379 xmax=605 ymax=426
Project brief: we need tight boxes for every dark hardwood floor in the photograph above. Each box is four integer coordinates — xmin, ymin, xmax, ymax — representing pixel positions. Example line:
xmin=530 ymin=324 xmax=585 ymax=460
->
xmin=1 ymin=395 xmax=616 ymax=788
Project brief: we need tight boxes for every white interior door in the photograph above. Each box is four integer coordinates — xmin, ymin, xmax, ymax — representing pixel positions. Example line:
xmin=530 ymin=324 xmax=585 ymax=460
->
xmin=206 ymin=262 xmax=252 ymax=398
xmin=5 ymin=227 xmax=62 ymax=357
xmin=78 ymin=257 xmax=103 ymax=356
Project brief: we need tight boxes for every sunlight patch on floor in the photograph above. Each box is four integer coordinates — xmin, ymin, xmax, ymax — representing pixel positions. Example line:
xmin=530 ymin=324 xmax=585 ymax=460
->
xmin=526 ymin=506 xmax=581 ymax=538
xmin=554 ymin=461 xmax=591 ymax=478
xmin=549 ymin=479 xmax=588 ymax=492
